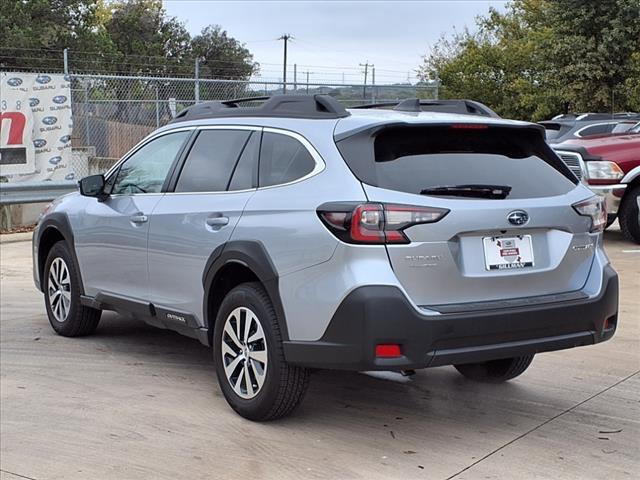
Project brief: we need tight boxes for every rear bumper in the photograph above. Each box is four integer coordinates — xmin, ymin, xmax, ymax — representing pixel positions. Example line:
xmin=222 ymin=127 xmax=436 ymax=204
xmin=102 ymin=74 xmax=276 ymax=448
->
xmin=589 ymin=184 xmax=626 ymax=215
xmin=283 ymin=265 xmax=618 ymax=371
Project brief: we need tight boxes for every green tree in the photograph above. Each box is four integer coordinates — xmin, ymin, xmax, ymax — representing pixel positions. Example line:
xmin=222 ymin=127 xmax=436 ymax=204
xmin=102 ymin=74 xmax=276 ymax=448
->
xmin=0 ymin=0 xmax=112 ymax=71
xmin=192 ymin=25 xmax=258 ymax=80
xmin=104 ymin=0 xmax=192 ymax=75
xmin=418 ymin=0 xmax=640 ymax=120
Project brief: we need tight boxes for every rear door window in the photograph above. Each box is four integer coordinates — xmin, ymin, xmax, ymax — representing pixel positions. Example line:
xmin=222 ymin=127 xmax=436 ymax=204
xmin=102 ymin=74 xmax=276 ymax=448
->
xmin=175 ymin=129 xmax=252 ymax=193
xmin=336 ymin=125 xmax=577 ymax=199
xmin=259 ymin=132 xmax=316 ymax=187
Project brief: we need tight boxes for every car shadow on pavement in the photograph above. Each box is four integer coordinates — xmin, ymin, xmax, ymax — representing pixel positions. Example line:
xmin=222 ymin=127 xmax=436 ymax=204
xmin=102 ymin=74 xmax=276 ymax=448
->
xmin=90 ymin=311 xmax=562 ymax=429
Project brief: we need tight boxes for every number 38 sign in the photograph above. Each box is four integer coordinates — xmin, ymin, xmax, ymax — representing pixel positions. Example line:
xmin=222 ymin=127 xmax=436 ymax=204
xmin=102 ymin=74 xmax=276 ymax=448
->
xmin=0 ymin=72 xmax=73 ymax=181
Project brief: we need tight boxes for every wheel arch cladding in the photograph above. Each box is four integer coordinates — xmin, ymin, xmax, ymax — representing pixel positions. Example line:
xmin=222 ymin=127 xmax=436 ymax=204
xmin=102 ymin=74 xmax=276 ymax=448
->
xmin=36 ymin=213 xmax=84 ymax=294
xmin=202 ymin=241 xmax=289 ymax=345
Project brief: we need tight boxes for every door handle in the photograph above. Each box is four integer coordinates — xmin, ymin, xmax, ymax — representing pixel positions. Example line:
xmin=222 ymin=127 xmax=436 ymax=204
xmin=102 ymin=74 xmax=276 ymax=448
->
xmin=206 ymin=216 xmax=229 ymax=227
xmin=130 ymin=214 xmax=148 ymax=224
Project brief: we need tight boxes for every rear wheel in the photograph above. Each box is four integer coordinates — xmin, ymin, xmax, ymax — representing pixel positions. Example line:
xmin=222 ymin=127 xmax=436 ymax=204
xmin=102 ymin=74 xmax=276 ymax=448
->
xmin=618 ymin=186 xmax=640 ymax=244
xmin=454 ymin=355 xmax=534 ymax=383
xmin=213 ymin=282 xmax=310 ymax=421
xmin=44 ymin=241 xmax=101 ymax=336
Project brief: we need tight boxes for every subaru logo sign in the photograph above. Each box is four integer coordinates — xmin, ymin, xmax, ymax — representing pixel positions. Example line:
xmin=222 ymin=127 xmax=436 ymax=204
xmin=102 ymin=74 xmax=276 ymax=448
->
xmin=42 ymin=116 xmax=58 ymax=125
xmin=36 ymin=75 xmax=51 ymax=84
xmin=33 ymin=139 xmax=47 ymax=148
xmin=7 ymin=77 xmax=22 ymax=87
xmin=49 ymin=156 xmax=62 ymax=165
xmin=65 ymin=173 xmax=76 ymax=181
xmin=29 ymin=97 xmax=40 ymax=107
xmin=507 ymin=210 xmax=529 ymax=226
xmin=52 ymin=95 xmax=67 ymax=104
xmin=60 ymin=135 xmax=71 ymax=143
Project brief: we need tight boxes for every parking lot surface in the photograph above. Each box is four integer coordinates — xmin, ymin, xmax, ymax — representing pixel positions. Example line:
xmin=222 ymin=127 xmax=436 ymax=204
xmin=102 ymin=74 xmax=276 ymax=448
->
xmin=1 ymin=228 xmax=638 ymax=480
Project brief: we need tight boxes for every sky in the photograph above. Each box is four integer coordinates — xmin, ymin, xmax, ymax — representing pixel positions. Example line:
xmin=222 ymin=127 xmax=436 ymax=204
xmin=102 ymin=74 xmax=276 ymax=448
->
xmin=163 ymin=0 xmax=508 ymax=85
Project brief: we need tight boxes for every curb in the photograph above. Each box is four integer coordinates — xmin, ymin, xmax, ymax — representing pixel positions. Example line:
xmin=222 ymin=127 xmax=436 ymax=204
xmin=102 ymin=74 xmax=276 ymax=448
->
xmin=0 ymin=232 xmax=33 ymax=245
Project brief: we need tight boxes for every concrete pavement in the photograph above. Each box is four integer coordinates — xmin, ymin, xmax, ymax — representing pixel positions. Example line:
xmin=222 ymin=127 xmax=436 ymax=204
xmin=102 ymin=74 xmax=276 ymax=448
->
xmin=1 ymin=227 xmax=638 ymax=479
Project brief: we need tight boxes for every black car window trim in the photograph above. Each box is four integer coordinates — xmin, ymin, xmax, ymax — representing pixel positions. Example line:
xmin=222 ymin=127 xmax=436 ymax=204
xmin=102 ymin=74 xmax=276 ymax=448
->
xmin=257 ymin=127 xmax=325 ymax=190
xmin=166 ymin=124 xmax=263 ymax=195
xmin=103 ymin=127 xmax=196 ymax=196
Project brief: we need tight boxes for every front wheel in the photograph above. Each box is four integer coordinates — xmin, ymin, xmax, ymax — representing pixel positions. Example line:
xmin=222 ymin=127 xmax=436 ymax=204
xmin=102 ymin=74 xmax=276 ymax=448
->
xmin=618 ymin=186 xmax=640 ymax=244
xmin=43 ymin=241 xmax=101 ymax=336
xmin=454 ymin=355 xmax=534 ymax=383
xmin=213 ymin=282 xmax=310 ymax=421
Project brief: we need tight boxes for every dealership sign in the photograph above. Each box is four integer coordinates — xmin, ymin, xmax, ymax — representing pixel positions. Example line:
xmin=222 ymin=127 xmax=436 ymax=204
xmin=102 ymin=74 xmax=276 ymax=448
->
xmin=0 ymin=73 xmax=73 ymax=181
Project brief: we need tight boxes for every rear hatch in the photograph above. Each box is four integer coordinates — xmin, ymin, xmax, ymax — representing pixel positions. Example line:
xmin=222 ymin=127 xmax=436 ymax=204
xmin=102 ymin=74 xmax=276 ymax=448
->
xmin=336 ymin=122 xmax=596 ymax=308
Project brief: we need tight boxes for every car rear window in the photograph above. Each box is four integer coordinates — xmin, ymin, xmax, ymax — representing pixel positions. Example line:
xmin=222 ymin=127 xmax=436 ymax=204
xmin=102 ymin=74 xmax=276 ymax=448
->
xmin=336 ymin=125 xmax=577 ymax=199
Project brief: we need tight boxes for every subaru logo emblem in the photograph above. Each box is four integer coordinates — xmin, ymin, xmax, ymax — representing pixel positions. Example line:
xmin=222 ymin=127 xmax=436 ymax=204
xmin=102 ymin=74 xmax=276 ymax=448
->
xmin=49 ymin=156 xmax=62 ymax=165
xmin=65 ymin=173 xmax=76 ymax=181
xmin=42 ymin=116 xmax=58 ymax=125
xmin=507 ymin=210 xmax=529 ymax=226
xmin=59 ymin=135 xmax=71 ymax=143
xmin=29 ymin=97 xmax=40 ymax=107
xmin=7 ymin=77 xmax=22 ymax=86
xmin=36 ymin=75 xmax=51 ymax=84
xmin=52 ymin=95 xmax=67 ymax=104
xmin=33 ymin=139 xmax=47 ymax=148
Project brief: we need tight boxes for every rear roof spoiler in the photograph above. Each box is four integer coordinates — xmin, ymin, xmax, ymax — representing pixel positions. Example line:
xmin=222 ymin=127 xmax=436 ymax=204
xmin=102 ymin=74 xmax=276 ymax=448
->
xmin=351 ymin=98 xmax=500 ymax=118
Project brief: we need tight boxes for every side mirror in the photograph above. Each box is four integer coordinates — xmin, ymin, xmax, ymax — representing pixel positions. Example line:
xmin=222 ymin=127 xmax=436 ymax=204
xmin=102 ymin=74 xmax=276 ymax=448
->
xmin=79 ymin=174 xmax=107 ymax=200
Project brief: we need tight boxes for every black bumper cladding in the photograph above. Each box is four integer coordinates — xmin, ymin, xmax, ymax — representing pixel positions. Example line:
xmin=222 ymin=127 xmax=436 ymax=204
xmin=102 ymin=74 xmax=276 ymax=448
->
xmin=283 ymin=266 xmax=618 ymax=371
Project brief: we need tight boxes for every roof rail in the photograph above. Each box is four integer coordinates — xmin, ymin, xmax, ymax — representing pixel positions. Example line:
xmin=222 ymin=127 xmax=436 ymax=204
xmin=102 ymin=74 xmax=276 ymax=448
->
xmin=169 ymin=94 xmax=349 ymax=123
xmin=351 ymin=98 xmax=500 ymax=118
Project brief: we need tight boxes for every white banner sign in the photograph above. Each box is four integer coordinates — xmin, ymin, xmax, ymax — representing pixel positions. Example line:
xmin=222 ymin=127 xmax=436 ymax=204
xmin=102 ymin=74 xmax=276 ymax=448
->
xmin=0 ymin=72 xmax=73 ymax=182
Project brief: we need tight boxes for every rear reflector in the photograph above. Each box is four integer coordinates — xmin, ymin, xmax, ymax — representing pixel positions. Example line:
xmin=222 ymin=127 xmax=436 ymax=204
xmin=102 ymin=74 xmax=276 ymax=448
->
xmin=375 ymin=344 xmax=402 ymax=358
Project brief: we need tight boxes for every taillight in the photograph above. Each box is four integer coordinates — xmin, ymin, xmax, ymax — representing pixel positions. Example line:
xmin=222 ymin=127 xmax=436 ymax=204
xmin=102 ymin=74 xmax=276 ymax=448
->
xmin=573 ymin=196 xmax=607 ymax=233
xmin=318 ymin=202 xmax=449 ymax=244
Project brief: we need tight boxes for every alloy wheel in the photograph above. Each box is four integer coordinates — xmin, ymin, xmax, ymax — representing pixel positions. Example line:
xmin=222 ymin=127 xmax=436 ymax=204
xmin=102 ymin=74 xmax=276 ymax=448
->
xmin=221 ymin=307 xmax=268 ymax=399
xmin=48 ymin=257 xmax=71 ymax=323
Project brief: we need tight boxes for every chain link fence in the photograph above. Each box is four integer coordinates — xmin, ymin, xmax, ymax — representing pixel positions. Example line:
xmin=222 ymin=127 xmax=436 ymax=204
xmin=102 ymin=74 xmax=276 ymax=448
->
xmin=67 ymin=73 xmax=437 ymax=179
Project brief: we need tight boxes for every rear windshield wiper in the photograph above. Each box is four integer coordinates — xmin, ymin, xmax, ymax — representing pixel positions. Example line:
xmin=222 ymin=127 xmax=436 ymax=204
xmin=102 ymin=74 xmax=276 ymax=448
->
xmin=420 ymin=184 xmax=512 ymax=199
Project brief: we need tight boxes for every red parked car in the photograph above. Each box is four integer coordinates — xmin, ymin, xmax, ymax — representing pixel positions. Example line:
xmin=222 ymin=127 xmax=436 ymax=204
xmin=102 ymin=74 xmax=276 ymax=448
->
xmin=553 ymin=124 xmax=640 ymax=243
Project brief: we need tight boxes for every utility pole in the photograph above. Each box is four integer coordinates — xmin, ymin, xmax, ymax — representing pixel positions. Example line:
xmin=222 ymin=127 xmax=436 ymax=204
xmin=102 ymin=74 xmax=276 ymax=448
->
xmin=371 ymin=67 xmax=376 ymax=103
xmin=359 ymin=61 xmax=373 ymax=100
xmin=279 ymin=34 xmax=292 ymax=93
xmin=294 ymin=63 xmax=297 ymax=91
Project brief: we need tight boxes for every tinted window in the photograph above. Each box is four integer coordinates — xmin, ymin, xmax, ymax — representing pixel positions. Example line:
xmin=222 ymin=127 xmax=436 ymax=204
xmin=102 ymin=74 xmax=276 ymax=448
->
xmin=577 ymin=123 xmax=614 ymax=137
xmin=259 ymin=132 xmax=315 ymax=187
xmin=111 ymin=131 xmax=189 ymax=195
xmin=229 ymin=131 xmax=260 ymax=191
xmin=175 ymin=129 xmax=251 ymax=193
xmin=337 ymin=125 xmax=577 ymax=199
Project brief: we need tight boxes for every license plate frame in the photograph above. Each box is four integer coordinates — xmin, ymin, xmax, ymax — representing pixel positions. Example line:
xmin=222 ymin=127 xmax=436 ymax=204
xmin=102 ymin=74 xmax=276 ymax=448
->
xmin=482 ymin=235 xmax=534 ymax=271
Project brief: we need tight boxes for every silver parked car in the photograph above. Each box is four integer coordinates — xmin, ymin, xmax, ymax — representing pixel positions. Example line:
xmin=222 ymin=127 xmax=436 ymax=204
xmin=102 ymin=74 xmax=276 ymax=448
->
xmin=33 ymin=96 xmax=619 ymax=420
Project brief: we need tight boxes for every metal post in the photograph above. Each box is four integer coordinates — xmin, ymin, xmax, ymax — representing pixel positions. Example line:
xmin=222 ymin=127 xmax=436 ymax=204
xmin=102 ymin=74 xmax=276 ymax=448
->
xmin=83 ymin=79 xmax=91 ymax=146
xmin=155 ymin=83 xmax=160 ymax=128
xmin=294 ymin=63 xmax=297 ymax=91
xmin=63 ymin=48 xmax=69 ymax=74
xmin=306 ymin=71 xmax=310 ymax=93
xmin=195 ymin=58 xmax=200 ymax=104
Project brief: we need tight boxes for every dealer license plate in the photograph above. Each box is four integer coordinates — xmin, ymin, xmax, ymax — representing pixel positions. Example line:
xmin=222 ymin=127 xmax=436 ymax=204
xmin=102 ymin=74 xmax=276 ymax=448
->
xmin=482 ymin=235 xmax=534 ymax=270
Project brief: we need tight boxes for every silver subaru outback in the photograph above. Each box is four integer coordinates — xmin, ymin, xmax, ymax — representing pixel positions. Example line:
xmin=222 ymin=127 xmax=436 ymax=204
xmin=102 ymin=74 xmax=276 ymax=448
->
xmin=33 ymin=95 xmax=618 ymax=421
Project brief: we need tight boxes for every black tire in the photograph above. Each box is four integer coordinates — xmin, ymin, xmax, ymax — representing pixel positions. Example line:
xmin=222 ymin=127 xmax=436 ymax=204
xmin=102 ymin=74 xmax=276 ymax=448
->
xmin=213 ymin=282 xmax=310 ymax=421
xmin=605 ymin=214 xmax=617 ymax=229
xmin=43 ymin=241 xmax=101 ymax=336
xmin=618 ymin=186 xmax=640 ymax=244
xmin=454 ymin=355 xmax=534 ymax=383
